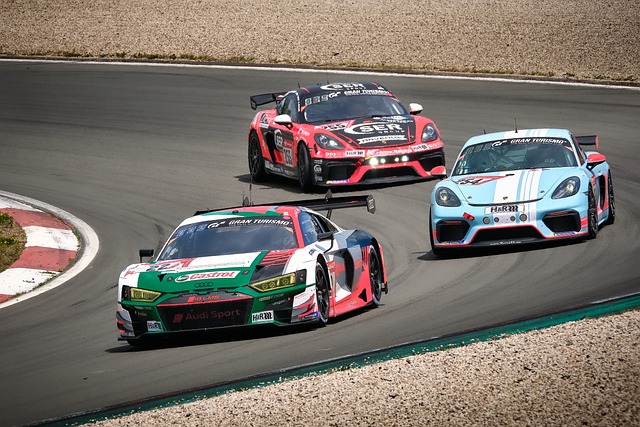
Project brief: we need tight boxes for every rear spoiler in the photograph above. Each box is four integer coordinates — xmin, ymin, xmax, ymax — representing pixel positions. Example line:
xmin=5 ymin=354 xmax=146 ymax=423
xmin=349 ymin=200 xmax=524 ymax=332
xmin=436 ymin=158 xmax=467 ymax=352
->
xmin=250 ymin=92 xmax=287 ymax=110
xmin=576 ymin=135 xmax=599 ymax=150
xmin=277 ymin=191 xmax=376 ymax=219
xmin=195 ymin=191 xmax=375 ymax=219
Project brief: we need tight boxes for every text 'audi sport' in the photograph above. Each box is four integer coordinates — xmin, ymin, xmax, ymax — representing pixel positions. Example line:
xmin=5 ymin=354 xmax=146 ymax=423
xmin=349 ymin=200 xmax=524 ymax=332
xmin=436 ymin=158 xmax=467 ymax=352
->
xmin=117 ymin=193 xmax=388 ymax=346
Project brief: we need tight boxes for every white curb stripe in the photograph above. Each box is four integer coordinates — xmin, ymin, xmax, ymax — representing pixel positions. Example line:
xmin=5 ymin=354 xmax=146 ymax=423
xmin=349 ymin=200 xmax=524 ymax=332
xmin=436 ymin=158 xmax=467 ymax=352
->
xmin=23 ymin=226 xmax=79 ymax=251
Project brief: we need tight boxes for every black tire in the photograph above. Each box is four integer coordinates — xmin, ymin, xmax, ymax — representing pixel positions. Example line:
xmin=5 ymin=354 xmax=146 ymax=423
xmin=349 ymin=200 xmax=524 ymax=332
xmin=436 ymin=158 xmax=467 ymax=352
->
xmin=248 ymin=132 xmax=267 ymax=182
xmin=297 ymin=143 xmax=313 ymax=193
xmin=605 ymin=171 xmax=615 ymax=225
xmin=587 ymin=186 xmax=599 ymax=239
xmin=315 ymin=261 xmax=330 ymax=325
xmin=368 ymin=245 xmax=383 ymax=307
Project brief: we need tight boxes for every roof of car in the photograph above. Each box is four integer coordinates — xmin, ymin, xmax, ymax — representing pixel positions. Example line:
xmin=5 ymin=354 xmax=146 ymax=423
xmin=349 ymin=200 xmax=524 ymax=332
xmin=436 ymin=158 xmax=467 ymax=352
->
xmin=294 ymin=81 xmax=393 ymax=98
xmin=464 ymin=128 xmax=573 ymax=147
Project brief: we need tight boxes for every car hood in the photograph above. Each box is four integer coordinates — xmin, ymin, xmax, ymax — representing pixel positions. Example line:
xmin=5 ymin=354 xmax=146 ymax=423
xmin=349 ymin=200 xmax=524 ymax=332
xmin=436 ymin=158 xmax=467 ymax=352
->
xmin=321 ymin=115 xmax=417 ymax=148
xmin=119 ymin=250 xmax=297 ymax=293
xmin=449 ymin=168 xmax=576 ymax=204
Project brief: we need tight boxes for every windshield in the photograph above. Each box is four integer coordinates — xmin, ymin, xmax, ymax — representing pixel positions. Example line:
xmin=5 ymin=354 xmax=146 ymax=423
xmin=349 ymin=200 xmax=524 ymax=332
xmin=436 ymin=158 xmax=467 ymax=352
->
xmin=452 ymin=137 xmax=578 ymax=176
xmin=157 ymin=217 xmax=298 ymax=261
xmin=302 ymin=95 xmax=407 ymax=124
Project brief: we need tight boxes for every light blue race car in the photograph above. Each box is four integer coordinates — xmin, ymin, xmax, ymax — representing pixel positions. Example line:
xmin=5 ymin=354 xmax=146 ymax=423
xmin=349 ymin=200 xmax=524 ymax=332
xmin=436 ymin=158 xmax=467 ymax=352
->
xmin=429 ymin=128 xmax=615 ymax=256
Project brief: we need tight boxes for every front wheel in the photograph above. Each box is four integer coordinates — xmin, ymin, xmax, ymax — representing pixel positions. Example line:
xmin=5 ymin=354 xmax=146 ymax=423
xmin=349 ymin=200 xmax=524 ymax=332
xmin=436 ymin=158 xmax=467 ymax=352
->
xmin=368 ymin=245 xmax=383 ymax=307
xmin=587 ymin=186 xmax=599 ymax=239
xmin=297 ymin=143 xmax=314 ymax=193
xmin=315 ymin=261 xmax=330 ymax=325
xmin=605 ymin=171 xmax=615 ymax=225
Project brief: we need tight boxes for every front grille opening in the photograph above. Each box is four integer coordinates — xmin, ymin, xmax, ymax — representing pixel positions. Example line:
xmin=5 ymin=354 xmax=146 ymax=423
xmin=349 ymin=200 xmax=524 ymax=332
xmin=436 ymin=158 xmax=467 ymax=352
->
xmin=437 ymin=221 xmax=470 ymax=242
xmin=362 ymin=166 xmax=417 ymax=181
xmin=474 ymin=226 xmax=542 ymax=243
xmin=158 ymin=299 xmax=253 ymax=332
xmin=543 ymin=212 xmax=580 ymax=233
xmin=419 ymin=150 xmax=445 ymax=171
xmin=326 ymin=164 xmax=357 ymax=181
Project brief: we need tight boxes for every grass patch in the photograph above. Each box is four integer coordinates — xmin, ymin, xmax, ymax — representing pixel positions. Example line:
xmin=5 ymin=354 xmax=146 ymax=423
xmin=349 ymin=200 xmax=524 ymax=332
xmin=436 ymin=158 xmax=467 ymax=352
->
xmin=0 ymin=212 xmax=27 ymax=273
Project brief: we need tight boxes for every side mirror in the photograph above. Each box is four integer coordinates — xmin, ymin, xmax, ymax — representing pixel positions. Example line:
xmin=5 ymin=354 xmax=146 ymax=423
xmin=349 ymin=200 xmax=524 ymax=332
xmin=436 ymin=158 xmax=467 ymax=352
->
xmin=139 ymin=249 xmax=154 ymax=263
xmin=317 ymin=231 xmax=334 ymax=241
xmin=274 ymin=114 xmax=292 ymax=127
xmin=408 ymin=103 xmax=423 ymax=115
xmin=430 ymin=165 xmax=447 ymax=179
xmin=586 ymin=152 xmax=606 ymax=170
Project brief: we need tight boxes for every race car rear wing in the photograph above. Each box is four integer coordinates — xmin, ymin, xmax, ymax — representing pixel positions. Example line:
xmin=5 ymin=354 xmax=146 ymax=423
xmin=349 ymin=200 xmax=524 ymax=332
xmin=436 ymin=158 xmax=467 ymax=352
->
xmin=250 ymin=92 xmax=287 ymax=110
xmin=279 ymin=191 xmax=376 ymax=218
xmin=195 ymin=191 xmax=375 ymax=219
xmin=576 ymin=135 xmax=599 ymax=150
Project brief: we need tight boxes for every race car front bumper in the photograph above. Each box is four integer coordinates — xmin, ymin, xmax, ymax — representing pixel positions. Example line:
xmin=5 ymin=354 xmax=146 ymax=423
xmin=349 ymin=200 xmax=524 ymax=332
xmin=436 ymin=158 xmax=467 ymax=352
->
xmin=431 ymin=197 xmax=589 ymax=248
xmin=314 ymin=148 xmax=445 ymax=186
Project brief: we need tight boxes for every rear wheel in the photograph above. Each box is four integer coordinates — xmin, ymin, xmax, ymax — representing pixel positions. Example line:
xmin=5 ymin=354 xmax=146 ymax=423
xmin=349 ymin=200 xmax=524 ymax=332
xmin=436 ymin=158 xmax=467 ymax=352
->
xmin=587 ymin=186 xmax=599 ymax=239
xmin=368 ymin=246 xmax=383 ymax=307
xmin=297 ymin=143 xmax=313 ymax=193
xmin=605 ymin=171 xmax=615 ymax=225
xmin=315 ymin=261 xmax=330 ymax=325
xmin=248 ymin=132 xmax=267 ymax=181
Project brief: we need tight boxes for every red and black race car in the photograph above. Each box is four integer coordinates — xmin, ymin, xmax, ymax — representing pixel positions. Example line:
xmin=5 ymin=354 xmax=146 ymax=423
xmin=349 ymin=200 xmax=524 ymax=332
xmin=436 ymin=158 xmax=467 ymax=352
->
xmin=248 ymin=82 xmax=445 ymax=192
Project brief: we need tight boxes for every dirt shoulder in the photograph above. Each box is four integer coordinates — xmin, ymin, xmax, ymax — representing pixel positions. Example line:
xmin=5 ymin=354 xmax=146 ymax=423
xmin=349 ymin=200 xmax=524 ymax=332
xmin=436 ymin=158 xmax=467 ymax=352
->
xmin=1 ymin=0 xmax=638 ymax=83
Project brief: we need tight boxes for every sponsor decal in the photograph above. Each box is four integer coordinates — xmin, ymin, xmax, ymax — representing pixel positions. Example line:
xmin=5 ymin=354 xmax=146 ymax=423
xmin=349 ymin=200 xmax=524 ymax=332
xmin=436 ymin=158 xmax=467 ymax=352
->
xmin=252 ymin=310 xmax=274 ymax=323
xmin=258 ymin=293 xmax=285 ymax=302
xmin=412 ymin=142 xmax=442 ymax=151
xmin=172 ymin=309 xmax=242 ymax=323
xmin=491 ymin=137 xmax=567 ymax=146
xmin=274 ymin=130 xmax=284 ymax=150
xmin=147 ymin=321 xmax=162 ymax=332
xmin=139 ymin=258 xmax=195 ymax=274
xmin=207 ymin=218 xmax=292 ymax=228
xmin=284 ymin=147 xmax=293 ymax=166
xmin=345 ymin=150 xmax=365 ymax=157
xmin=344 ymin=89 xmax=389 ymax=96
xmin=345 ymin=123 xmax=403 ymax=135
xmin=485 ymin=204 xmax=522 ymax=214
xmin=186 ymin=294 xmax=221 ymax=303
xmin=175 ymin=271 xmax=240 ymax=282
xmin=455 ymin=175 xmax=508 ymax=186
xmin=357 ymin=135 xmax=407 ymax=145
xmin=323 ymin=123 xmax=348 ymax=131
xmin=320 ymin=82 xmax=366 ymax=91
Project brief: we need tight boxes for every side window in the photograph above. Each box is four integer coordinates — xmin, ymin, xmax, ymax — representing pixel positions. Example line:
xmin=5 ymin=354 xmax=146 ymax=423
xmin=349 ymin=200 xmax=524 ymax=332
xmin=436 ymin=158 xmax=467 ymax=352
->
xmin=277 ymin=94 xmax=299 ymax=122
xmin=311 ymin=213 xmax=337 ymax=233
xmin=299 ymin=212 xmax=318 ymax=246
xmin=572 ymin=137 xmax=587 ymax=164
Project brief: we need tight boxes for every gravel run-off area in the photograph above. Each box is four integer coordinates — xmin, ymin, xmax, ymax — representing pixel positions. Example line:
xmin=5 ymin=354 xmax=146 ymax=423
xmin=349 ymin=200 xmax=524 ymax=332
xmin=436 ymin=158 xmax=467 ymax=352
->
xmin=1 ymin=1 xmax=639 ymax=425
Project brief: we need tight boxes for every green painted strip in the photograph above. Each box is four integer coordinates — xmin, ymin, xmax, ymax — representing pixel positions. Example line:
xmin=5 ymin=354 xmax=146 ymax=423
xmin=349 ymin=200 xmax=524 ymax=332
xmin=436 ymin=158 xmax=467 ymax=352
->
xmin=49 ymin=293 xmax=640 ymax=426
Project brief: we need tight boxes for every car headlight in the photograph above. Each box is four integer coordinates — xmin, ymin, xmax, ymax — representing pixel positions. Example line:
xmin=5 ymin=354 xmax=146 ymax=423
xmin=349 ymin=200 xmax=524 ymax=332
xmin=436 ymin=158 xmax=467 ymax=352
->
xmin=315 ymin=134 xmax=344 ymax=150
xmin=552 ymin=177 xmax=581 ymax=199
xmin=250 ymin=272 xmax=297 ymax=293
xmin=422 ymin=124 xmax=439 ymax=142
xmin=123 ymin=285 xmax=161 ymax=302
xmin=435 ymin=187 xmax=461 ymax=207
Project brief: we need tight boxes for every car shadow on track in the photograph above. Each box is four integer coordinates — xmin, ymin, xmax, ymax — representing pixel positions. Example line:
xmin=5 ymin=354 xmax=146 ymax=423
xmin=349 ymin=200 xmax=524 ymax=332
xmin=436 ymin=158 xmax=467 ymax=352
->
xmin=418 ymin=238 xmax=589 ymax=261
xmin=235 ymin=173 xmax=434 ymax=196
xmin=106 ymin=306 xmax=380 ymax=352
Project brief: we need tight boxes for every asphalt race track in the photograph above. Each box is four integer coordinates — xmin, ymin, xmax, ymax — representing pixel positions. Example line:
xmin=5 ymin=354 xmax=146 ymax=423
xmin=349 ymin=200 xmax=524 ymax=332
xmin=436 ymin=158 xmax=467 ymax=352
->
xmin=0 ymin=61 xmax=639 ymax=426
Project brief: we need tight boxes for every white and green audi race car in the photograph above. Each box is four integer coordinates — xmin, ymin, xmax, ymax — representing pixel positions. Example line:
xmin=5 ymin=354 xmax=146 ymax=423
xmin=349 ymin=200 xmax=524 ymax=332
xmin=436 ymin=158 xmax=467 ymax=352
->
xmin=117 ymin=193 xmax=387 ymax=346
